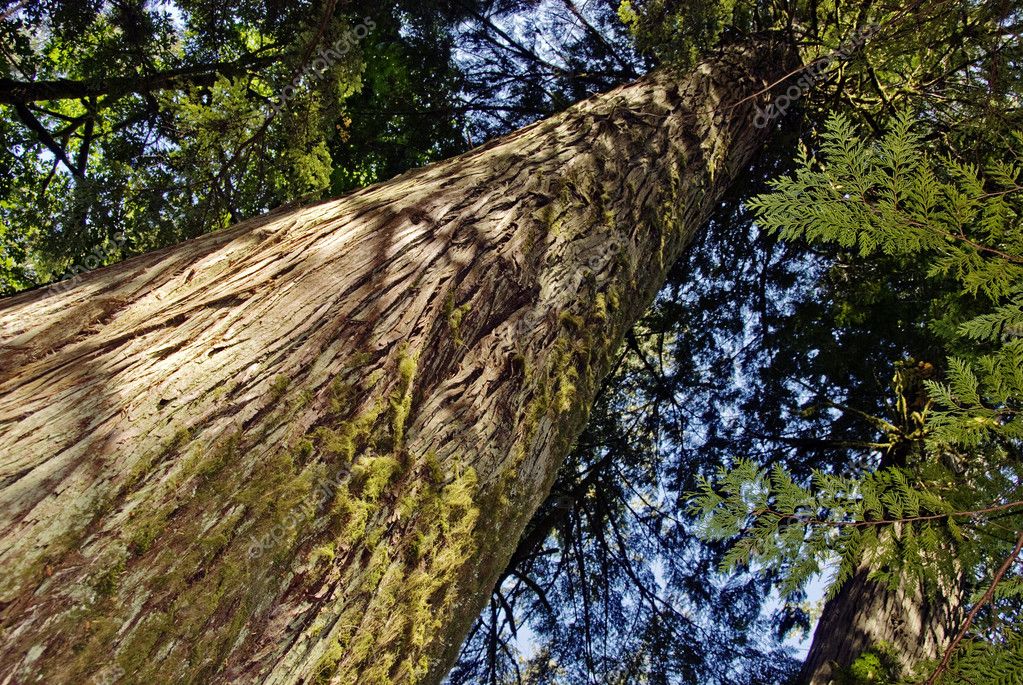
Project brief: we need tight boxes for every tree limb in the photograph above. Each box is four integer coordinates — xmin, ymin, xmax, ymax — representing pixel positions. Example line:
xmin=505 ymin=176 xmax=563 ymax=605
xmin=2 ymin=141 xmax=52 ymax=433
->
xmin=0 ymin=54 xmax=276 ymax=105
xmin=925 ymin=529 xmax=1023 ymax=684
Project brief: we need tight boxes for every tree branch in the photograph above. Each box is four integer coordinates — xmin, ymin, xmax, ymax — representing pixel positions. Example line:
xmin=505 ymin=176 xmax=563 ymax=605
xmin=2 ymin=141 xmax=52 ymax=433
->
xmin=0 ymin=54 xmax=276 ymax=105
xmin=12 ymin=102 xmax=82 ymax=177
xmin=925 ymin=529 xmax=1023 ymax=684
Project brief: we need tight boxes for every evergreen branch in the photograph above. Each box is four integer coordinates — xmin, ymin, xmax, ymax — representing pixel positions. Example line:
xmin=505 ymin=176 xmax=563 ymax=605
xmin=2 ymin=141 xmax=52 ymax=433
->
xmin=853 ymin=194 xmax=1023 ymax=266
xmin=560 ymin=0 xmax=636 ymax=76
xmin=936 ymin=221 xmax=1023 ymax=266
xmin=510 ymin=569 xmax=555 ymax=618
xmin=495 ymin=589 xmax=518 ymax=639
xmin=925 ymin=529 xmax=1023 ymax=684
xmin=772 ymin=435 xmax=894 ymax=452
xmin=752 ymin=499 xmax=1023 ymax=530
xmin=821 ymin=398 xmax=902 ymax=435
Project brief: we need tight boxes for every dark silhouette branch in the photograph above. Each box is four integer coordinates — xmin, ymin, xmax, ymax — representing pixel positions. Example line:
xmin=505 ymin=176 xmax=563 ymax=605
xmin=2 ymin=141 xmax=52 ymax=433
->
xmin=0 ymin=53 xmax=276 ymax=105
xmin=12 ymin=102 xmax=82 ymax=178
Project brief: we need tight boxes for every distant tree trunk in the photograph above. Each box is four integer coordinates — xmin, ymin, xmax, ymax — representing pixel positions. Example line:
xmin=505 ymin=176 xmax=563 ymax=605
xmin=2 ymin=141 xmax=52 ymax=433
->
xmin=0 ymin=42 xmax=795 ymax=684
xmin=799 ymin=560 xmax=963 ymax=683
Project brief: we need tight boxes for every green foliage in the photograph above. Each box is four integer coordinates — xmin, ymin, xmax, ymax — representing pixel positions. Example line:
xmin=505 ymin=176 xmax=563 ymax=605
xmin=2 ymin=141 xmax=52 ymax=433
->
xmin=930 ymin=631 xmax=1023 ymax=685
xmin=692 ymin=459 xmax=979 ymax=598
xmin=0 ymin=1 xmax=471 ymax=295
xmin=750 ymin=113 xmax=1023 ymax=294
xmin=838 ymin=643 xmax=902 ymax=685
xmin=750 ymin=113 xmax=1023 ymax=453
xmin=616 ymin=0 xmax=747 ymax=66
xmin=698 ymin=112 xmax=1023 ymax=680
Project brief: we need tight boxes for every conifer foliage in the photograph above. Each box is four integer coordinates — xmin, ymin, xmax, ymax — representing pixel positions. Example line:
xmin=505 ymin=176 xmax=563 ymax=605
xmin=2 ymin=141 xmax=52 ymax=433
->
xmin=697 ymin=113 xmax=1023 ymax=682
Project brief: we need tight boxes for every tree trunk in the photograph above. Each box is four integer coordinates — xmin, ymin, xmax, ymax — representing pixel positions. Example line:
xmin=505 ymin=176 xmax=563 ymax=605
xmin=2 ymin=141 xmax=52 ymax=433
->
xmin=0 ymin=42 xmax=795 ymax=684
xmin=799 ymin=560 xmax=963 ymax=683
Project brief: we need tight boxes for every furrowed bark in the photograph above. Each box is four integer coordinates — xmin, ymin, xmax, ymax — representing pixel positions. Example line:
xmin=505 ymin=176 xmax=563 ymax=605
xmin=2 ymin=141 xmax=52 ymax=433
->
xmin=0 ymin=42 xmax=795 ymax=684
xmin=800 ymin=561 xmax=963 ymax=684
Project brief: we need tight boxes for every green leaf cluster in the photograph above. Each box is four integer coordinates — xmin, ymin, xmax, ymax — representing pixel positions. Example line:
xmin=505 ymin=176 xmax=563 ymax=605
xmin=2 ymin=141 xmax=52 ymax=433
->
xmin=699 ymin=112 xmax=1023 ymax=680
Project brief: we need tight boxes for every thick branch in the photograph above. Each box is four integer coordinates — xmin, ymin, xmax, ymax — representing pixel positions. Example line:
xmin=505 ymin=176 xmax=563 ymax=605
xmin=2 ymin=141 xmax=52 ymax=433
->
xmin=0 ymin=54 xmax=276 ymax=105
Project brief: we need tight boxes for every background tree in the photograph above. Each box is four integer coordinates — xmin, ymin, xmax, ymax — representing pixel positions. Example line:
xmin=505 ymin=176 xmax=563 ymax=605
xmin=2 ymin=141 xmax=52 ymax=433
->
xmin=0 ymin=0 xmax=484 ymax=293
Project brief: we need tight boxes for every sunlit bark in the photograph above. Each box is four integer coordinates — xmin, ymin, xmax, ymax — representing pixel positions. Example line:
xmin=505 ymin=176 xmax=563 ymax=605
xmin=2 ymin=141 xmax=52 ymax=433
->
xmin=0 ymin=43 xmax=793 ymax=684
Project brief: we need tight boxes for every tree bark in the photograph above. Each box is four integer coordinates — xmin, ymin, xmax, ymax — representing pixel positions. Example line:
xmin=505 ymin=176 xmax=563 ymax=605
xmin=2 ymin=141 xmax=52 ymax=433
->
xmin=799 ymin=560 xmax=963 ymax=684
xmin=0 ymin=42 xmax=795 ymax=684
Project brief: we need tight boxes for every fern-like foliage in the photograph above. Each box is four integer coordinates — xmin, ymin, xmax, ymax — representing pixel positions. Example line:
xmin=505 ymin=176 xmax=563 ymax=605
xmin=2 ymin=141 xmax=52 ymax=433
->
xmin=692 ymin=460 xmax=1013 ymax=599
xmin=698 ymin=113 xmax=1023 ymax=682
